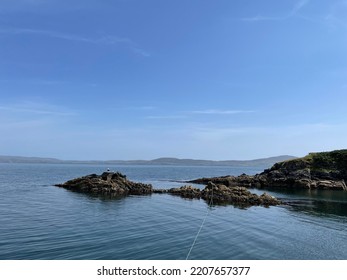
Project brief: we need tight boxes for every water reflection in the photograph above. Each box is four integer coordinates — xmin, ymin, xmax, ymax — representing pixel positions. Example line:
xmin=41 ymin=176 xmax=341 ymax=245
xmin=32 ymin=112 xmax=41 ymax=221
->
xmin=64 ymin=185 xmax=347 ymax=217
xmin=263 ymin=188 xmax=347 ymax=218
xmin=283 ymin=198 xmax=347 ymax=217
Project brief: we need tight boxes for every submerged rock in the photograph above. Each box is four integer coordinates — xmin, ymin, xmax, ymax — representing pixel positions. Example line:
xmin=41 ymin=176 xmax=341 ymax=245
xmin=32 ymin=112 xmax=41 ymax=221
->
xmin=55 ymin=172 xmax=153 ymax=196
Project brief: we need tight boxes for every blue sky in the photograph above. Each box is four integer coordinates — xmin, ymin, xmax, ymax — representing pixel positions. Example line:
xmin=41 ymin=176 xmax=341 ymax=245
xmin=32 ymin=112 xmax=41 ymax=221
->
xmin=0 ymin=0 xmax=346 ymax=160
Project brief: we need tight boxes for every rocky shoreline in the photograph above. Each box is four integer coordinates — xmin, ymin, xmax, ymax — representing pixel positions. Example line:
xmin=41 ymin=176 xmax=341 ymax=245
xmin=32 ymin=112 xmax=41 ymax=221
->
xmin=189 ymin=150 xmax=347 ymax=191
xmin=56 ymin=172 xmax=281 ymax=207
xmin=55 ymin=150 xmax=347 ymax=209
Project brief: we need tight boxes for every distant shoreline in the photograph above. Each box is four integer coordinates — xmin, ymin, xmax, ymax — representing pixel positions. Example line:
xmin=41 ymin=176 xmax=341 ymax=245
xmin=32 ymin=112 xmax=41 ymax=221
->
xmin=0 ymin=155 xmax=296 ymax=167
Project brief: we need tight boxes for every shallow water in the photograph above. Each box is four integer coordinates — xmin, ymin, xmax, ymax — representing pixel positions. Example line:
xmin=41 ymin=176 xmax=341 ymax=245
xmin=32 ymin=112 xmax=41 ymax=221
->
xmin=0 ymin=163 xmax=346 ymax=259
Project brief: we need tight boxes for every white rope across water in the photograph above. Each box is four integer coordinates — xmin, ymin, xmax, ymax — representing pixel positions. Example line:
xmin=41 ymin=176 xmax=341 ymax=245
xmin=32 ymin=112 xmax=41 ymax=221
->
xmin=185 ymin=186 xmax=214 ymax=260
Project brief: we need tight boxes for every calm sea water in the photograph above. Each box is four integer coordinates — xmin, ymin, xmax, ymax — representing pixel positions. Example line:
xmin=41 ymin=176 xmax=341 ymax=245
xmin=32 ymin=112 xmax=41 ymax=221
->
xmin=0 ymin=163 xmax=346 ymax=260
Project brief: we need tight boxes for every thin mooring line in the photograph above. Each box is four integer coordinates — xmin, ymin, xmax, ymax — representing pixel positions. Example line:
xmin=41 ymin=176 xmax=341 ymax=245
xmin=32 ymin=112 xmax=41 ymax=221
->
xmin=185 ymin=187 xmax=214 ymax=260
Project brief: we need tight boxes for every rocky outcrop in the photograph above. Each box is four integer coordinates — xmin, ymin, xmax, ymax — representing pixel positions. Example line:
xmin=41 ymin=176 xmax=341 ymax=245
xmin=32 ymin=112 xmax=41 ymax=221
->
xmin=189 ymin=149 xmax=347 ymax=191
xmin=55 ymin=172 xmax=153 ymax=195
xmin=202 ymin=182 xmax=280 ymax=206
xmin=56 ymin=172 xmax=281 ymax=207
xmin=168 ymin=185 xmax=202 ymax=199
xmin=189 ymin=174 xmax=254 ymax=187
xmin=162 ymin=183 xmax=281 ymax=207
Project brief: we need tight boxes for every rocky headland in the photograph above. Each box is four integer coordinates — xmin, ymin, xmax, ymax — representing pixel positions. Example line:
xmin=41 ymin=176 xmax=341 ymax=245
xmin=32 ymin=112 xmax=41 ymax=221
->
xmin=56 ymin=172 xmax=281 ymax=207
xmin=189 ymin=149 xmax=347 ymax=191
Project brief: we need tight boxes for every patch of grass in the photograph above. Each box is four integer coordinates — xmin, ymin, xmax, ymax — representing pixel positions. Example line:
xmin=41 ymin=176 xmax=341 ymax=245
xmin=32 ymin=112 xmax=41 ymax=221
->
xmin=305 ymin=149 xmax=347 ymax=172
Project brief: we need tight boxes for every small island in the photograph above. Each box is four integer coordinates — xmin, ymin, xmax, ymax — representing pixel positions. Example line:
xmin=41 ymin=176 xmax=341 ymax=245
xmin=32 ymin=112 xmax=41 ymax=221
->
xmin=55 ymin=172 xmax=153 ymax=196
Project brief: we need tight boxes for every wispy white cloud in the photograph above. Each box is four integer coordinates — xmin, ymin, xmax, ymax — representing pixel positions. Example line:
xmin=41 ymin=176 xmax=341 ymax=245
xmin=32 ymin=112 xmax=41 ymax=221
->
xmin=146 ymin=115 xmax=187 ymax=120
xmin=241 ymin=0 xmax=347 ymax=29
xmin=123 ymin=106 xmax=156 ymax=111
xmin=131 ymin=47 xmax=151 ymax=57
xmin=0 ymin=78 xmax=98 ymax=87
xmin=144 ymin=109 xmax=254 ymax=120
xmin=0 ymin=101 xmax=76 ymax=117
xmin=0 ymin=78 xmax=66 ymax=85
xmin=291 ymin=0 xmax=310 ymax=15
xmin=190 ymin=109 xmax=255 ymax=115
xmin=0 ymin=118 xmax=51 ymax=129
xmin=241 ymin=0 xmax=310 ymax=22
xmin=3 ymin=0 xmax=47 ymax=5
xmin=0 ymin=28 xmax=93 ymax=42
xmin=241 ymin=15 xmax=289 ymax=22
xmin=181 ymin=121 xmax=347 ymax=158
xmin=0 ymin=27 xmax=150 ymax=57
xmin=137 ymin=106 xmax=156 ymax=110
xmin=324 ymin=0 xmax=347 ymax=29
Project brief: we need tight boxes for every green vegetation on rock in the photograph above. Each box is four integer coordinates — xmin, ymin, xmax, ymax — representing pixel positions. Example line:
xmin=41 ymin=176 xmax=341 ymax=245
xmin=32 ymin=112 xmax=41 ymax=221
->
xmin=304 ymin=150 xmax=347 ymax=177
xmin=190 ymin=149 xmax=347 ymax=190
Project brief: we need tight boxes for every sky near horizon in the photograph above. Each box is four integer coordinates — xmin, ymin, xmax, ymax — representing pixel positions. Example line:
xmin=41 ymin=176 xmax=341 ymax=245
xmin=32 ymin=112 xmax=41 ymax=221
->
xmin=0 ymin=0 xmax=346 ymax=160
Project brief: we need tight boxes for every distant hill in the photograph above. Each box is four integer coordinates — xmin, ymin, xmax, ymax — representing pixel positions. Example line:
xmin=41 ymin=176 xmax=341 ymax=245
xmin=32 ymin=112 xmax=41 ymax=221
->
xmin=0 ymin=156 xmax=63 ymax=164
xmin=0 ymin=155 xmax=296 ymax=167
xmin=123 ymin=156 xmax=297 ymax=167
